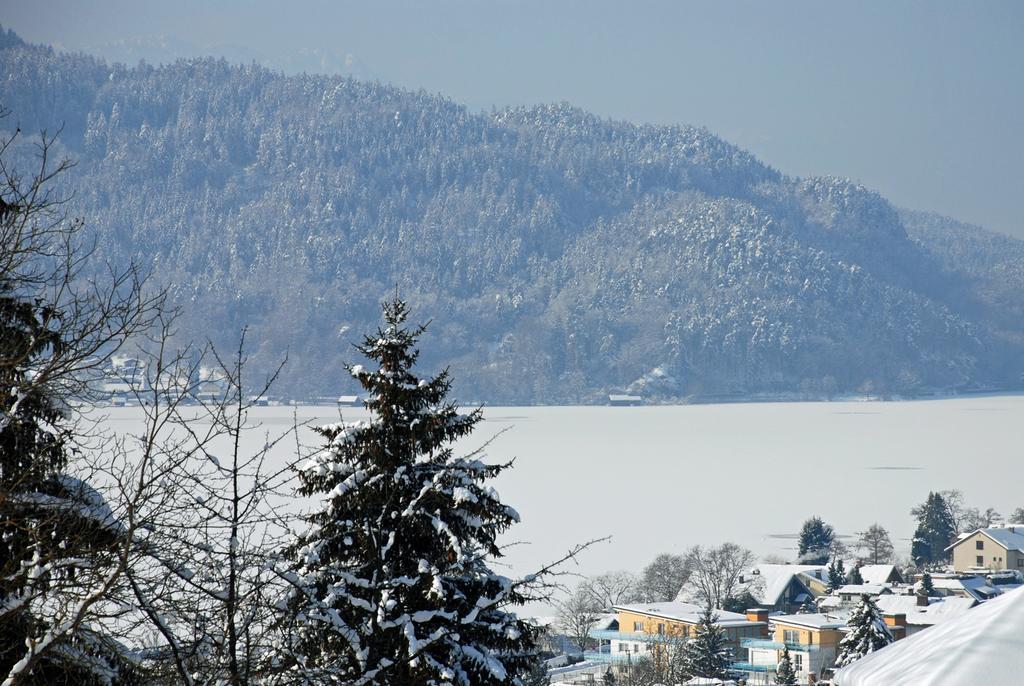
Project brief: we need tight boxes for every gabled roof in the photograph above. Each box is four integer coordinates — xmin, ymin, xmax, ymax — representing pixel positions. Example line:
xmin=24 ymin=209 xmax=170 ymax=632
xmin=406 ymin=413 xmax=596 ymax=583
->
xmin=858 ymin=564 xmax=902 ymax=586
xmin=835 ymin=586 xmax=1024 ymax=685
xmin=738 ymin=564 xmax=826 ymax=605
xmin=945 ymin=526 xmax=1024 ymax=553
xmin=613 ymin=602 xmax=761 ymax=627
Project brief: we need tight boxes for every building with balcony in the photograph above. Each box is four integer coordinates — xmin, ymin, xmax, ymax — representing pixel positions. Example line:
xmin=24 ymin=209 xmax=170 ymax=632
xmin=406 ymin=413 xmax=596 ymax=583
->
xmin=586 ymin=602 xmax=768 ymax=670
xmin=740 ymin=613 xmax=846 ymax=684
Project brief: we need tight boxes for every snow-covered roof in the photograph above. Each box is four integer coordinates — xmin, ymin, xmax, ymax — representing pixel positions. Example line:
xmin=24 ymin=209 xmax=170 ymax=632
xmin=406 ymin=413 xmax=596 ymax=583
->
xmin=835 ymin=586 xmax=1024 ymax=685
xmin=739 ymin=564 xmax=826 ymax=605
xmin=857 ymin=564 xmax=901 ymax=586
xmin=837 ymin=584 xmax=891 ymax=596
xmin=946 ymin=526 xmax=1024 ymax=553
xmin=873 ymin=595 xmax=977 ymax=626
xmin=930 ymin=575 xmax=1002 ymax=602
xmin=613 ymin=602 xmax=760 ymax=627
xmin=770 ymin=613 xmax=847 ymax=630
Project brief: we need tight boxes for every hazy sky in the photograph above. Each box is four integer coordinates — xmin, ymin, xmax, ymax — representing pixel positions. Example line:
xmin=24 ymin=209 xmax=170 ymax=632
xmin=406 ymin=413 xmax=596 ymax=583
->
xmin=4 ymin=0 xmax=1023 ymax=238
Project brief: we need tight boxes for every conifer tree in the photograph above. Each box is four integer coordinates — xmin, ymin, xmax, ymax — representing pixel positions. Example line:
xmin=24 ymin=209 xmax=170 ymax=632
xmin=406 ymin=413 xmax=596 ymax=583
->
xmin=911 ymin=492 xmax=957 ymax=566
xmin=918 ymin=572 xmax=935 ymax=597
xmin=797 ymin=517 xmax=835 ymax=565
xmin=774 ymin=645 xmax=797 ymax=685
xmin=273 ymin=298 xmax=540 ymax=684
xmin=682 ymin=604 xmax=731 ymax=680
xmin=834 ymin=594 xmax=893 ymax=668
xmin=827 ymin=558 xmax=846 ymax=592
xmin=847 ymin=565 xmax=863 ymax=585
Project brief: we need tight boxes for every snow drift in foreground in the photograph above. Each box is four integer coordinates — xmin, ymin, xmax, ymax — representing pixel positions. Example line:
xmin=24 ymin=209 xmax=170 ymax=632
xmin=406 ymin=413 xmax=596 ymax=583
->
xmin=834 ymin=585 xmax=1024 ymax=685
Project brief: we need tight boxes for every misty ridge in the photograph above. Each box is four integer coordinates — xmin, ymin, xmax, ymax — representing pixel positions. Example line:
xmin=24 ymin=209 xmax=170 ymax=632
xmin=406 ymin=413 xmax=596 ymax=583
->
xmin=2 ymin=25 xmax=1023 ymax=404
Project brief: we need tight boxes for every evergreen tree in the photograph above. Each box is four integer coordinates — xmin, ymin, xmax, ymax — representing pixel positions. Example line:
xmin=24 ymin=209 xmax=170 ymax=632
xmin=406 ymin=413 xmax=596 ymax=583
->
xmin=827 ymin=557 xmax=846 ymax=592
xmin=775 ymin=645 xmax=798 ymax=685
xmin=602 ymin=668 xmax=616 ymax=685
xmin=847 ymin=565 xmax=864 ymax=585
xmin=273 ymin=298 xmax=539 ymax=684
xmin=834 ymin=595 xmax=893 ymax=668
xmin=911 ymin=492 xmax=957 ymax=566
xmin=682 ymin=604 xmax=731 ymax=680
xmin=918 ymin=572 xmax=935 ymax=597
xmin=797 ymin=517 xmax=835 ymax=565
xmin=1 ymin=228 xmax=136 ymax=681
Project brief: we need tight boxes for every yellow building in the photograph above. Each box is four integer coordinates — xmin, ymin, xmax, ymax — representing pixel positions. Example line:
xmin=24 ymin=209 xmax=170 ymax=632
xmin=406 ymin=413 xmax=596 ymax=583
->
xmin=741 ymin=613 xmax=846 ymax=684
xmin=588 ymin=602 xmax=767 ymax=668
xmin=946 ymin=526 xmax=1024 ymax=573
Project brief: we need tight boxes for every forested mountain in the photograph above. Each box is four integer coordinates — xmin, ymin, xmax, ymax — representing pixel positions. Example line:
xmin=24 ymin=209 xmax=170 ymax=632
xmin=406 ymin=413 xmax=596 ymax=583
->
xmin=3 ymin=29 xmax=1022 ymax=403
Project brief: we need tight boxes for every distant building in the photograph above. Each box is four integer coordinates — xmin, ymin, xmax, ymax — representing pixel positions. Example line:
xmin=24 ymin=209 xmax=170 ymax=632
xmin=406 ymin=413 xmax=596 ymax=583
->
xmin=946 ymin=525 xmax=1024 ymax=573
xmin=874 ymin=594 xmax=977 ymax=637
xmin=733 ymin=564 xmax=828 ymax=613
xmin=337 ymin=395 xmax=361 ymax=407
xmin=856 ymin=564 xmax=904 ymax=586
xmin=607 ymin=394 xmax=642 ymax=406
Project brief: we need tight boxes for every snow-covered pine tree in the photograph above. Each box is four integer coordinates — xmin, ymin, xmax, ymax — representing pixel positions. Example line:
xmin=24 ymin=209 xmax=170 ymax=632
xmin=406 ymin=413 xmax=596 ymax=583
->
xmin=774 ymin=645 xmax=797 ymax=685
xmin=834 ymin=594 xmax=893 ymax=668
xmin=273 ymin=298 xmax=539 ymax=684
xmin=682 ymin=604 xmax=731 ymax=680
xmin=847 ymin=565 xmax=863 ymax=585
xmin=1 ymin=221 xmax=138 ymax=681
xmin=826 ymin=558 xmax=845 ymax=592
xmin=918 ymin=572 xmax=935 ymax=597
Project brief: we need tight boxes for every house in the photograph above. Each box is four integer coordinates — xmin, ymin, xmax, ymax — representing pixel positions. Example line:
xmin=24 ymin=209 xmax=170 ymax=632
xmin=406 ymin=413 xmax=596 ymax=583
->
xmin=945 ymin=525 xmax=1024 ymax=573
xmin=608 ymin=394 xmax=642 ymax=406
xmin=835 ymin=584 xmax=893 ymax=602
xmin=835 ymin=586 xmax=1024 ymax=685
xmin=925 ymin=574 xmax=1002 ymax=602
xmin=588 ymin=602 xmax=767 ymax=667
xmin=738 ymin=612 xmax=846 ymax=684
xmin=857 ymin=564 xmax=904 ymax=586
xmin=337 ymin=395 xmax=361 ymax=407
xmin=732 ymin=564 xmax=828 ymax=613
xmin=874 ymin=594 xmax=977 ymax=637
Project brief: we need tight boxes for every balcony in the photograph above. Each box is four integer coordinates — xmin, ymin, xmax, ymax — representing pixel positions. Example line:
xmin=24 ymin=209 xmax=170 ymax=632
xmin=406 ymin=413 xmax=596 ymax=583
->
xmin=742 ymin=637 xmax=818 ymax=652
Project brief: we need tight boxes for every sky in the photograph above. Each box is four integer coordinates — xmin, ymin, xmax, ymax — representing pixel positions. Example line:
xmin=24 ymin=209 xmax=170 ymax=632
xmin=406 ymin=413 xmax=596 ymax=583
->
xmin=4 ymin=0 xmax=1023 ymax=238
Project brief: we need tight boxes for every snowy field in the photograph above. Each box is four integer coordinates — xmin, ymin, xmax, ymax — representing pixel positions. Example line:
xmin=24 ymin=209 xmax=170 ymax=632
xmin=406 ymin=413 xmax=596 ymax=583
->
xmin=97 ymin=395 xmax=1023 ymax=609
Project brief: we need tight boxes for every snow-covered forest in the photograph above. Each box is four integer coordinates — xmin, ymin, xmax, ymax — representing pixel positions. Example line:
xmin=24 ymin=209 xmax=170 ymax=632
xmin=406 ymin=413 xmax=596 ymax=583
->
xmin=2 ymin=26 xmax=1023 ymax=403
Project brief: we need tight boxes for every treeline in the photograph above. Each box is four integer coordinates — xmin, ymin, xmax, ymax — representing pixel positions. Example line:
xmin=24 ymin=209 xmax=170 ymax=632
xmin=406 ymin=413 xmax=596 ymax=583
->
xmin=1 ymin=28 xmax=1023 ymax=403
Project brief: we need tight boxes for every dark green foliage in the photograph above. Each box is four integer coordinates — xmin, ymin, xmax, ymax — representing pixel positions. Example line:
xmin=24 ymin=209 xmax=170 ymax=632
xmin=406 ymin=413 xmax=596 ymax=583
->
xmin=798 ymin=517 xmax=835 ymax=565
xmin=911 ymin=492 xmax=957 ymax=566
xmin=847 ymin=565 xmax=864 ymax=585
xmin=775 ymin=645 xmax=797 ymax=685
xmin=682 ymin=605 xmax=731 ymax=680
xmin=827 ymin=558 xmax=846 ymax=592
xmin=274 ymin=298 xmax=539 ymax=684
xmin=835 ymin=595 xmax=893 ymax=668
xmin=919 ymin=572 xmax=935 ymax=597
xmin=1 ymin=31 xmax=1022 ymax=403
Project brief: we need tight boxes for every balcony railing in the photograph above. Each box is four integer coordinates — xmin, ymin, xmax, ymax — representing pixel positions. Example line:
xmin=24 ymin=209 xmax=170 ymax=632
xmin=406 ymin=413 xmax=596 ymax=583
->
xmin=742 ymin=637 xmax=818 ymax=652
xmin=589 ymin=629 xmax=690 ymax=642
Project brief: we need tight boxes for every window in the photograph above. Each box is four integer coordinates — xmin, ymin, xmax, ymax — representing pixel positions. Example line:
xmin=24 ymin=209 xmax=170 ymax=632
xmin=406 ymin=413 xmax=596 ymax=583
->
xmin=657 ymin=623 xmax=665 ymax=635
xmin=783 ymin=629 xmax=800 ymax=645
xmin=976 ymin=540 xmax=984 ymax=550
xmin=977 ymin=555 xmax=984 ymax=565
xmin=794 ymin=653 xmax=804 ymax=671
xmin=633 ymin=621 xmax=644 ymax=632
xmin=1018 ymin=559 xmax=1023 ymax=568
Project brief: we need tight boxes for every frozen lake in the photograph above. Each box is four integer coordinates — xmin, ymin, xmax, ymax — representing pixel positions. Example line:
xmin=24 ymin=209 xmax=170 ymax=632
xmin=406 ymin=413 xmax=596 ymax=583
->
xmin=99 ymin=395 xmax=1023 ymax=605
